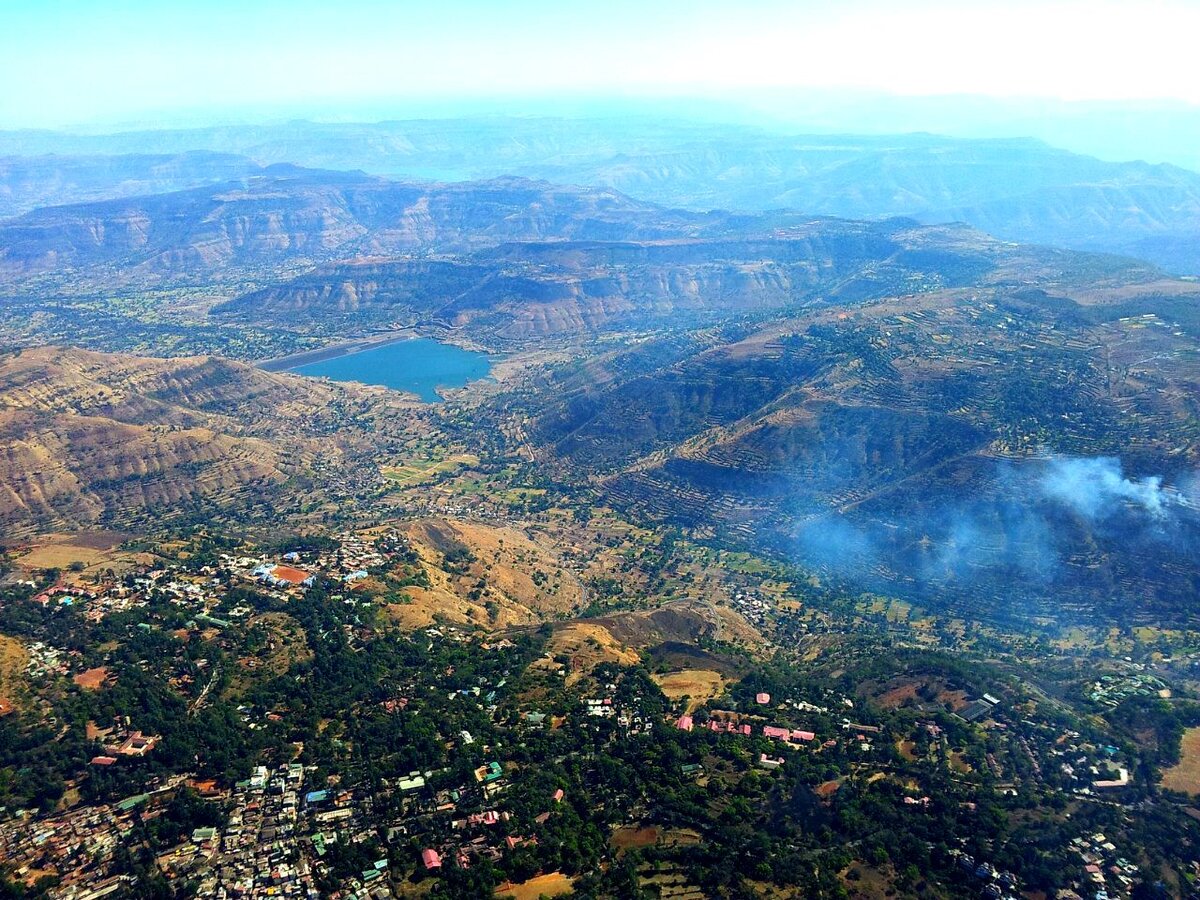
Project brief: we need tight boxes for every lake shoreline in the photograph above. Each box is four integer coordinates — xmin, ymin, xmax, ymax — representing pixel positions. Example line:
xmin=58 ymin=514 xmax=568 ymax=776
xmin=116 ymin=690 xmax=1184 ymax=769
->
xmin=281 ymin=336 xmax=494 ymax=402
xmin=258 ymin=329 xmax=418 ymax=372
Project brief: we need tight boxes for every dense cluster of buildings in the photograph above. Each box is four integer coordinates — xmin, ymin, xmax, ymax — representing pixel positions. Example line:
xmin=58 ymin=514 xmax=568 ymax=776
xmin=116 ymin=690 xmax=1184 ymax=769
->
xmin=1086 ymin=670 xmax=1170 ymax=708
xmin=0 ymin=522 xmax=1184 ymax=898
xmin=0 ymin=776 xmax=189 ymax=899
xmin=190 ymin=764 xmax=319 ymax=899
xmin=14 ymin=529 xmax=415 ymax=643
xmin=1068 ymin=831 xmax=1142 ymax=900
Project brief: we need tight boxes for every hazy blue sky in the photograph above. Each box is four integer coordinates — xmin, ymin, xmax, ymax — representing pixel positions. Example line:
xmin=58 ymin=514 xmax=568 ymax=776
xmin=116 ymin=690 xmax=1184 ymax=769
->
xmin=2 ymin=0 xmax=1198 ymax=128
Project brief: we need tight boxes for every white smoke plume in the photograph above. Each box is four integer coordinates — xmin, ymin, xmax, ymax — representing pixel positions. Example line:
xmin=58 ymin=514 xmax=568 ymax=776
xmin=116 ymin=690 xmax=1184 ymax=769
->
xmin=790 ymin=454 xmax=1198 ymax=606
xmin=1038 ymin=455 xmax=1175 ymax=521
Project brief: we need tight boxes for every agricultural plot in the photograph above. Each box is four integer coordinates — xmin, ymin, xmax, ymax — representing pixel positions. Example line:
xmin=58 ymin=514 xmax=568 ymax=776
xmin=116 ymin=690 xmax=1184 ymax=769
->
xmin=1162 ymin=727 xmax=1200 ymax=795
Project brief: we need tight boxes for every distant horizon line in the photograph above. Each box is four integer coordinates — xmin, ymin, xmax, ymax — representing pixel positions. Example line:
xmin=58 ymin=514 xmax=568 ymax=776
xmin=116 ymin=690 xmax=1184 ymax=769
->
xmin=5 ymin=87 xmax=1200 ymax=134
xmin=1 ymin=91 xmax=1198 ymax=175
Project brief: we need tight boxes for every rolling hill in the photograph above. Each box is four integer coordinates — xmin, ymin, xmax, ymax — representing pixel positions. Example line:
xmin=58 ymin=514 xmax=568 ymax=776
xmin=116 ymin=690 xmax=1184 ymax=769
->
xmin=0 ymin=161 xmax=1196 ymax=626
xmin=0 ymin=346 xmax=416 ymax=536
xmin=502 ymin=265 xmax=1200 ymax=625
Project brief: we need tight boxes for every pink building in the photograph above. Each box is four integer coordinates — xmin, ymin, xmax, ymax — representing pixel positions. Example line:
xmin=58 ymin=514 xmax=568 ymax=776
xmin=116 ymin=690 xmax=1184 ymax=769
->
xmin=421 ymin=849 xmax=442 ymax=871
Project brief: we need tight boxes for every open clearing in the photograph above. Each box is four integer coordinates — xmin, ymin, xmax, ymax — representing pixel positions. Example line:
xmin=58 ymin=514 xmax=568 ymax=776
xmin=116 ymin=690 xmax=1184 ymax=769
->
xmin=73 ymin=666 xmax=110 ymax=691
xmin=652 ymin=669 xmax=726 ymax=713
xmin=0 ymin=634 xmax=27 ymax=714
xmin=495 ymin=872 xmax=574 ymax=899
xmin=1162 ymin=727 xmax=1200 ymax=795
xmin=383 ymin=518 xmax=584 ymax=631
xmin=224 ymin=613 xmax=310 ymax=698
xmin=875 ymin=681 xmax=920 ymax=709
xmin=611 ymin=825 xmax=659 ymax=852
xmin=660 ymin=828 xmax=702 ymax=847
xmin=14 ymin=531 xmax=144 ymax=574
xmin=537 ymin=622 xmax=640 ymax=684
xmin=382 ymin=453 xmax=479 ymax=487
xmin=841 ymin=862 xmax=895 ymax=900
xmin=816 ymin=778 xmax=843 ymax=798
xmin=423 ymin=519 xmax=583 ymax=615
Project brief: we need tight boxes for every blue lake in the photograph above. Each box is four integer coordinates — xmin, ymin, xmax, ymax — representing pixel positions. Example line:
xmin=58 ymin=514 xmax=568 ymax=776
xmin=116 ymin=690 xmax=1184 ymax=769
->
xmin=292 ymin=338 xmax=493 ymax=402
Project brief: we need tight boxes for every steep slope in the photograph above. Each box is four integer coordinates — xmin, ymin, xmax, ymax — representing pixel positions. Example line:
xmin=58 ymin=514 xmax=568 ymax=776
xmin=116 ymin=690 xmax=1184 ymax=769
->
xmin=381 ymin=518 xmax=585 ymax=629
xmin=0 ymin=409 xmax=285 ymax=532
xmin=0 ymin=346 xmax=414 ymax=535
xmin=0 ymin=167 xmax=376 ymax=282
xmin=501 ymin=256 xmax=1200 ymax=625
xmin=0 ymin=171 xmax=691 ymax=286
xmin=215 ymin=221 xmax=997 ymax=342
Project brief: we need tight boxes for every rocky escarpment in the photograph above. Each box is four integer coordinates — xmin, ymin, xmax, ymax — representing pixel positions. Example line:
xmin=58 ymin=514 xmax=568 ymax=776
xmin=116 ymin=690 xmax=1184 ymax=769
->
xmin=0 ymin=171 xmax=691 ymax=285
xmin=215 ymin=222 xmax=998 ymax=341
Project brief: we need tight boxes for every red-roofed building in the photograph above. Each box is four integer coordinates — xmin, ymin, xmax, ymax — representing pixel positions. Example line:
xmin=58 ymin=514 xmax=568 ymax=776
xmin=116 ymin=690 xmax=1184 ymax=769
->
xmin=763 ymin=725 xmax=790 ymax=740
xmin=552 ymin=788 xmax=564 ymax=803
xmin=421 ymin=849 xmax=442 ymax=871
xmin=676 ymin=715 xmax=694 ymax=732
xmin=91 ymin=755 xmax=118 ymax=766
xmin=188 ymin=778 xmax=222 ymax=796
xmin=756 ymin=692 xmax=771 ymax=705
xmin=790 ymin=730 xmax=816 ymax=742
xmin=115 ymin=731 xmax=160 ymax=757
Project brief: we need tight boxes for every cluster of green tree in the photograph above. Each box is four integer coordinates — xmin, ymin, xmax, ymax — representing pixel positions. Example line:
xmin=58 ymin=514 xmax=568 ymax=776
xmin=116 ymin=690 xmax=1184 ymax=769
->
xmin=6 ymin=534 xmax=1200 ymax=898
xmin=1108 ymin=696 xmax=1200 ymax=774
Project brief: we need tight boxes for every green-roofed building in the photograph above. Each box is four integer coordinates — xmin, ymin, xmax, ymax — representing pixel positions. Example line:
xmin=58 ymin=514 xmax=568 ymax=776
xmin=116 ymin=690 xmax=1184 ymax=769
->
xmin=117 ymin=793 xmax=150 ymax=812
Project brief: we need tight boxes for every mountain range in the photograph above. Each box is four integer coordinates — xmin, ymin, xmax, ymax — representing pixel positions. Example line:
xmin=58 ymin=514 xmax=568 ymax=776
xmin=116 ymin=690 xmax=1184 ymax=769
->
xmin=0 ymin=124 xmax=1197 ymax=625
xmin=1 ymin=118 xmax=1197 ymax=273
xmin=0 ymin=170 xmax=686 ymax=286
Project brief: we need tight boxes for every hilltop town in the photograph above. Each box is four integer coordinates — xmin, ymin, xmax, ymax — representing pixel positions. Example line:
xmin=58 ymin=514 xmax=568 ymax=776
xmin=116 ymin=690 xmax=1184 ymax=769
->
xmin=1 ymin=519 xmax=1198 ymax=900
xmin=0 ymin=68 xmax=1199 ymax=900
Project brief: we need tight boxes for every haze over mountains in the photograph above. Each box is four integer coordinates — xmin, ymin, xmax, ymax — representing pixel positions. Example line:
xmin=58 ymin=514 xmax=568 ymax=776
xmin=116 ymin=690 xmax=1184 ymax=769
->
xmin=2 ymin=118 xmax=1198 ymax=273
xmin=0 ymin=151 xmax=263 ymax=219
xmin=1 ymin=113 xmax=1198 ymax=627
xmin=9 ymin=1 xmax=1200 ymax=891
xmin=0 ymin=170 xmax=686 ymax=284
